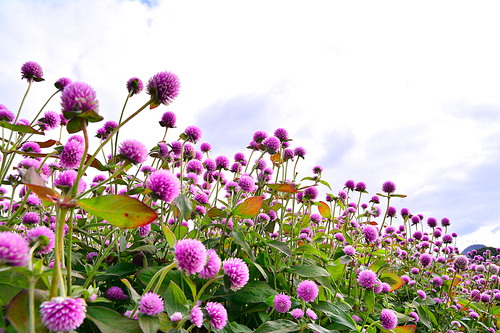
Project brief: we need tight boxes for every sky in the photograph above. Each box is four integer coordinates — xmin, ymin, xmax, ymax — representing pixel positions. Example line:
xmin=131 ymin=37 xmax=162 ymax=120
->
xmin=0 ymin=0 xmax=499 ymax=251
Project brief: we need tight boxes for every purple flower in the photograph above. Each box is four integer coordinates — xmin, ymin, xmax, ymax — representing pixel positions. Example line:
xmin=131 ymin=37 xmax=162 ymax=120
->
xmin=86 ymin=252 xmax=98 ymax=262
xmin=186 ymin=160 xmax=204 ymax=175
xmin=215 ymin=155 xmax=230 ymax=170
xmin=441 ymin=217 xmax=450 ymax=227
xmin=411 ymin=215 xmax=420 ymax=225
xmin=54 ymin=170 xmax=78 ymax=190
xmin=0 ymin=105 xmax=15 ymax=123
xmin=184 ymin=125 xmax=202 ymax=143
xmin=297 ymin=280 xmax=318 ymax=303
xmin=419 ymin=253 xmax=432 ymax=268
xmin=60 ymin=140 xmax=84 ymax=169
xmin=147 ymin=170 xmax=181 ymax=203
xmin=200 ymin=142 xmax=211 ymax=153
xmin=306 ymin=309 xmax=317 ymax=320
xmin=124 ymin=310 xmax=138 ymax=320
xmin=21 ymin=141 xmax=41 ymax=154
xmin=174 ymin=239 xmax=207 ymax=275
xmin=417 ymin=289 xmax=426 ymax=300
xmin=290 ymin=308 xmax=304 ymax=319
xmin=469 ymin=311 xmax=479 ymax=319
xmin=21 ymin=61 xmax=44 ymax=82
xmin=0 ymin=231 xmax=30 ymax=266
xmin=60 ymin=82 xmax=99 ymax=116
xmin=43 ymin=110 xmax=61 ymax=130
xmin=204 ymin=158 xmax=216 ymax=172
xmin=409 ymin=311 xmax=419 ymax=322
xmin=223 ymin=258 xmax=249 ymax=291
xmin=400 ymin=208 xmax=410 ymax=217
xmin=138 ymin=224 xmax=151 ymax=237
xmin=253 ymin=130 xmax=267 ymax=143
xmin=55 ymin=77 xmax=72 ymax=90
xmin=190 ymin=305 xmax=203 ymax=327
xmin=293 ymin=146 xmax=306 ymax=158
xmin=238 ymin=175 xmax=255 ymax=193
xmin=139 ymin=292 xmax=164 ymax=316
xmin=147 ymin=71 xmax=180 ymax=106
xmin=363 ymin=225 xmax=378 ymax=243
xmin=344 ymin=245 xmax=356 ymax=256
xmin=262 ymin=136 xmax=280 ymax=153
xmin=427 ymin=217 xmax=437 ymax=228
xmin=26 ymin=226 xmax=55 ymax=254
xmin=443 ymin=234 xmax=453 ymax=243
xmin=344 ymin=180 xmax=355 ymax=190
xmin=454 ymin=255 xmax=468 ymax=270
xmin=380 ymin=309 xmax=397 ymax=330
xmin=274 ymin=128 xmax=289 ymax=142
xmin=160 ymin=111 xmax=177 ymax=128
xmin=40 ymin=297 xmax=86 ymax=332
xmin=59 ymin=113 xmax=68 ymax=126
xmin=106 ymin=286 xmax=129 ymax=301
xmin=382 ymin=181 xmax=396 ymax=194
xmin=357 ymin=269 xmax=377 ymax=289
xmin=199 ymin=249 xmax=221 ymax=279
xmin=273 ymin=293 xmax=291 ymax=313
xmin=205 ymin=302 xmax=228 ymax=330
xmin=126 ymin=77 xmax=143 ymax=96
xmin=119 ymin=139 xmax=148 ymax=165
xmin=22 ymin=211 xmax=40 ymax=224
xmin=355 ymin=182 xmax=366 ymax=192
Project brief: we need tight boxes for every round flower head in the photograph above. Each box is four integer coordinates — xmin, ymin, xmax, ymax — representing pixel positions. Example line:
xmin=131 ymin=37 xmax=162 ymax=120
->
xmin=55 ymin=77 xmax=72 ymax=90
xmin=147 ymin=71 xmax=180 ymax=106
xmin=443 ymin=234 xmax=453 ymax=243
xmin=200 ymin=142 xmax=211 ymax=153
xmin=454 ymin=255 xmax=468 ymax=270
xmin=205 ymin=302 xmax=228 ymax=331
xmin=22 ymin=211 xmax=40 ymax=224
xmin=400 ymin=207 xmax=410 ymax=217
xmin=138 ymin=224 xmax=151 ymax=237
xmin=358 ymin=269 xmax=377 ymax=289
xmin=174 ymin=239 xmax=207 ymax=275
xmin=417 ymin=289 xmax=426 ymax=300
xmin=54 ymin=169 xmax=78 ymax=190
xmin=40 ymin=297 xmax=87 ymax=332
xmin=126 ymin=77 xmax=143 ymax=96
xmin=355 ymin=181 xmax=366 ymax=192
xmin=26 ymin=226 xmax=55 ymax=254
xmin=273 ymin=293 xmax=291 ymax=313
xmin=190 ymin=305 xmax=203 ymax=328
xmin=160 ymin=111 xmax=176 ymax=128
xmin=0 ymin=105 xmax=15 ymax=123
xmin=306 ymin=309 xmax=317 ymax=320
xmin=106 ymin=286 xmax=129 ymax=301
xmin=238 ymin=175 xmax=254 ymax=192
xmin=291 ymin=308 xmax=304 ymax=320
xmin=199 ymin=249 xmax=221 ymax=279
xmin=215 ymin=155 xmax=230 ymax=170
xmin=147 ymin=169 xmax=181 ymax=202
xmin=274 ymin=128 xmax=289 ymax=142
xmin=262 ymin=136 xmax=280 ymax=153
xmin=21 ymin=141 xmax=41 ymax=154
xmin=427 ymin=217 xmax=437 ymax=228
xmin=119 ymin=139 xmax=148 ymax=165
xmin=43 ymin=110 xmax=61 ymax=130
xmin=382 ymin=181 xmax=396 ymax=194
xmin=344 ymin=245 xmax=356 ymax=256
xmin=419 ymin=253 xmax=432 ymax=268
xmin=21 ymin=61 xmax=44 ymax=82
xmin=411 ymin=215 xmax=420 ymax=225
xmin=223 ymin=257 xmax=250 ymax=291
xmin=60 ymin=140 xmax=84 ymax=169
xmin=0 ymin=231 xmax=30 ymax=266
xmin=380 ymin=309 xmax=397 ymax=330
xmin=184 ymin=125 xmax=202 ymax=144
xmin=60 ymin=82 xmax=99 ymax=116
xmin=363 ymin=225 xmax=378 ymax=243
xmin=252 ymin=130 xmax=267 ymax=143
xmin=138 ymin=292 xmax=164 ymax=316
xmin=294 ymin=146 xmax=306 ymax=158
xmin=441 ymin=217 xmax=450 ymax=227
xmin=303 ymin=187 xmax=318 ymax=201
xmin=297 ymin=280 xmax=319 ymax=303
xmin=344 ymin=179 xmax=355 ymax=190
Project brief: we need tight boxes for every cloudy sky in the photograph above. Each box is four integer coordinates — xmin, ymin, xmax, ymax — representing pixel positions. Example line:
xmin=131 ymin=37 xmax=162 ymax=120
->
xmin=1 ymin=0 xmax=499 ymax=250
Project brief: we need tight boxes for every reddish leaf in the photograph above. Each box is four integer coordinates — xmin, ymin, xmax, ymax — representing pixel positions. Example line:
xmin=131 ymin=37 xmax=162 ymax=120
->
xmin=391 ymin=325 xmax=416 ymax=333
xmin=379 ymin=271 xmax=405 ymax=292
xmin=267 ymin=184 xmax=297 ymax=193
xmin=21 ymin=167 xmax=59 ymax=204
xmin=317 ymin=201 xmax=331 ymax=218
xmin=367 ymin=221 xmax=378 ymax=225
xmin=270 ymin=153 xmax=281 ymax=165
xmin=85 ymin=154 xmax=107 ymax=171
xmin=34 ymin=139 xmax=60 ymax=148
xmin=208 ymin=207 xmax=225 ymax=219
xmin=232 ymin=196 xmax=263 ymax=218
xmin=6 ymin=289 xmax=48 ymax=333
xmin=78 ymin=195 xmax=157 ymax=229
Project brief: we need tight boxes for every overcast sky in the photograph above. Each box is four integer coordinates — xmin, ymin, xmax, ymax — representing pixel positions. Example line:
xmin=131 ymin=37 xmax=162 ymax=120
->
xmin=1 ymin=0 xmax=499 ymax=250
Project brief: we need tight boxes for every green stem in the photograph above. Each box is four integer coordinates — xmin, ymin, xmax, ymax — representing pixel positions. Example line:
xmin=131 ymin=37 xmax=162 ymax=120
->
xmin=29 ymin=89 xmax=60 ymax=126
xmin=50 ymin=207 xmax=68 ymax=298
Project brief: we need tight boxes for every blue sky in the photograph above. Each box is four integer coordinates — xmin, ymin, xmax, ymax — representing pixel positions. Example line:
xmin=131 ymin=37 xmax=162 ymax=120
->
xmin=0 ymin=0 xmax=499 ymax=250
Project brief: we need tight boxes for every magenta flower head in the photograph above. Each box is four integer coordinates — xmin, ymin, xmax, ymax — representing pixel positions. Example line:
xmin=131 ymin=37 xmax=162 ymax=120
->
xmin=355 ymin=182 xmax=367 ymax=192
xmin=22 ymin=212 xmax=40 ymax=224
xmin=55 ymin=77 xmax=72 ymax=90
xmin=274 ymin=293 xmax=291 ymax=313
xmin=190 ymin=305 xmax=203 ymax=328
xmin=291 ymin=308 xmax=304 ymax=320
xmin=294 ymin=146 xmax=307 ymax=158
xmin=453 ymin=255 xmax=468 ymax=270
xmin=297 ymin=280 xmax=319 ymax=303
xmin=43 ymin=110 xmax=61 ymax=130
xmin=147 ymin=71 xmax=180 ymax=106
xmin=106 ymin=286 xmax=129 ymax=301
xmin=200 ymin=142 xmax=211 ymax=153
xmin=382 ymin=181 xmax=396 ymax=194
xmin=119 ymin=139 xmax=148 ymax=165
xmin=184 ymin=125 xmax=202 ymax=144
xmin=147 ymin=169 xmax=181 ymax=203
xmin=60 ymin=82 xmax=99 ymax=118
xmin=262 ymin=136 xmax=280 ymax=153
xmin=363 ymin=225 xmax=378 ymax=243
xmin=252 ymin=130 xmax=267 ymax=143
xmin=238 ymin=175 xmax=255 ymax=193
xmin=274 ymin=128 xmax=289 ymax=142
xmin=380 ymin=309 xmax=397 ymax=330
xmin=419 ymin=253 xmax=432 ymax=268
xmin=60 ymin=140 xmax=85 ymax=169
xmin=441 ymin=217 xmax=450 ymax=227
xmin=139 ymin=292 xmax=164 ymax=316
xmin=54 ymin=170 xmax=79 ymax=191
xmin=0 ymin=231 xmax=30 ymax=266
xmin=357 ymin=269 xmax=377 ymax=289
xmin=215 ymin=155 xmax=230 ymax=170
xmin=126 ymin=77 xmax=143 ymax=96
xmin=205 ymin=302 xmax=228 ymax=331
xmin=40 ymin=297 xmax=87 ymax=332
xmin=199 ymin=249 xmax=221 ymax=279
xmin=174 ymin=239 xmax=207 ymax=275
xmin=223 ymin=258 xmax=250 ymax=291
xmin=21 ymin=61 xmax=44 ymax=82
xmin=26 ymin=226 xmax=55 ymax=254
xmin=0 ymin=105 xmax=15 ymax=123
xmin=160 ymin=111 xmax=176 ymax=128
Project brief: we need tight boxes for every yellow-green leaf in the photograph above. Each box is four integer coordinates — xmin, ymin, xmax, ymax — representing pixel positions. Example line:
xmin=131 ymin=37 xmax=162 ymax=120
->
xmin=232 ymin=196 xmax=263 ymax=218
xmin=317 ymin=201 xmax=331 ymax=218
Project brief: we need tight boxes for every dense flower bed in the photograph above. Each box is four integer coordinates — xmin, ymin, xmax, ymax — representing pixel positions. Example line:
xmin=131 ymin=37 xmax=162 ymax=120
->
xmin=0 ymin=61 xmax=498 ymax=332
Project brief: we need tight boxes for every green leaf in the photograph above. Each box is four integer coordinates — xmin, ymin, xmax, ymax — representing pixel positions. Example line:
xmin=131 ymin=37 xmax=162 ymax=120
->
xmin=266 ymin=240 xmax=291 ymax=257
xmin=121 ymin=278 xmax=142 ymax=304
xmin=105 ymin=263 xmax=137 ymax=277
xmin=379 ymin=271 xmax=405 ymax=292
xmin=312 ymin=301 xmax=356 ymax=331
xmin=161 ymin=222 xmax=176 ymax=248
xmin=318 ymin=179 xmax=332 ymax=190
xmin=86 ymin=306 xmax=142 ymax=333
xmin=138 ymin=312 xmax=160 ymax=333
xmin=230 ymin=321 xmax=254 ymax=333
xmin=287 ymin=264 xmax=330 ymax=278
xmin=416 ymin=304 xmax=437 ymax=331
xmin=207 ymin=207 xmax=225 ymax=218
xmin=295 ymin=244 xmax=327 ymax=260
xmin=164 ymin=281 xmax=189 ymax=316
xmin=0 ymin=121 xmax=43 ymax=134
xmin=267 ymin=184 xmax=297 ymax=193
xmin=306 ymin=323 xmax=337 ymax=333
xmin=174 ymin=194 xmax=193 ymax=221
xmin=254 ymin=319 xmax=300 ymax=333
xmin=6 ymin=289 xmax=48 ymax=333
xmin=215 ymin=281 xmax=277 ymax=306
xmin=232 ymin=196 xmax=263 ymax=218
xmin=365 ymin=288 xmax=375 ymax=312
xmin=78 ymin=195 xmax=157 ymax=229
xmin=233 ymin=231 xmax=256 ymax=261
xmin=0 ymin=269 xmax=30 ymax=306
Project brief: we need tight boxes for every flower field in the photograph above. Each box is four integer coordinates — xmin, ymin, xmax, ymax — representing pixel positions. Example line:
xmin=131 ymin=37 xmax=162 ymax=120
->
xmin=0 ymin=61 xmax=498 ymax=332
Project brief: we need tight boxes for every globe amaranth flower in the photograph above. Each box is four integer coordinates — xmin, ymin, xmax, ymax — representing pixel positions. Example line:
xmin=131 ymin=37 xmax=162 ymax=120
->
xmin=205 ymin=302 xmax=228 ymax=331
xmin=199 ymin=249 xmax=221 ymax=279
xmin=441 ymin=217 xmax=450 ymax=227
xmin=60 ymin=140 xmax=84 ymax=169
xmin=43 ymin=110 xmax=61 ymax=130
xmin=290 ymin=308 xmax=304 ymax=320
xmin=252 ymin=130 xmax=267 ymax=143
xmin=358 ymin=269 xmax=377 ymax=289
xmin=60 ymin=82 xmax=99 ymax=116
xmin=419 ymin=253 xmax=432 ymax=268
xmin=126 ymin=77 xmax=143 ymax=96
xmin=119 ymin=139 xmax=148 ymax=165
xmin=139 ymin=292 xmax=164 ymax=316
xmin=22 ymin=211 xmax=40 ymax=224
xmin=382 ymin=180 xmax=396 ymax=194
xmin=297 ymin=280 xmax=319 ymax=303
xmin=160 ymin=111 xmax=176 ymax=128
xmin=200 ymin=142 xmax=211 ymax=153
xmin=344 ymin=180 xmax=355 ymax=190
xmin=26 ymin=226 xmax=55 ymax=254
xmin=293 ymin=146 xmax=306 ymax=158
xmin=54 ymin=170 xmax=86 ymax=194
xmin=55 ymin=77 xmax=72 ymax=90
xmin=273 ymin=293 xmax=291 ymax=313
xmin=124 ymin=310 xmax=138 ymax=320
xmin=344 ymin=245 xmax=356 ymax=256
xmin=0 ymin=105 xmax=15 ymax=123
xmin=40 ymin=297 xmax=87 ymax=332
xmin=215 ymin=155 xmax=230 ymax=170
xmin=274 ymin=128 xmax=289 ymax=142
xmin=306 ymin=309 xmax=317 ymax=320
xmin=0 ymin=231 xmax=30 ymax=266
xmin=174 ymin=238 xmax=207 ymax=275
xmin=262 ymin=136 xmax=280 ymax=153
xmin=380 ymin=309 xmax=397 ymax=330
xmin=363 ymin=225 xmax=378 ymax=243
xmin=417 ymin=289 xmax=426 ymax=300
xmin=411 ymin=215 xmax=420 ymax=225
xmin=454 ymin=255 xmax=468 ymax=270
xmin=223 ymin=258 xmax=249 ymax=291
xmin=190 ymin=304 xmax=203 ymax=327
xmin=186 ymin=160 xmax=204 ymax=175
xmin=184 ymin=125 xmax=202 ymax=144
xmin=138 ymin=224 xmax=151 ymax=237
xmin=303 ymin=187 xmax=318 ymax=201
xmin=238 ymin=175 xmax=255 ymax=193
xmin=355 ymin=182 xmax=367 ymax=192
xmin=21 ymin=61 xmax=44 ymax=82
xmin=147 ymin=71 xmax=180 ymax=106
xmin=21 ymin=141 xmax=41 ymax=154
xmin=106 ymin=286 xmax=129 ymax=301
xmin=147 ymin=169 xmax=181 ymax=203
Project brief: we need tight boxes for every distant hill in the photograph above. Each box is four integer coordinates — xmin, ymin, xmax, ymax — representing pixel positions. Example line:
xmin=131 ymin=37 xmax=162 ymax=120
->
xmin=462 ymin=244 xmax=486 ymax=256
